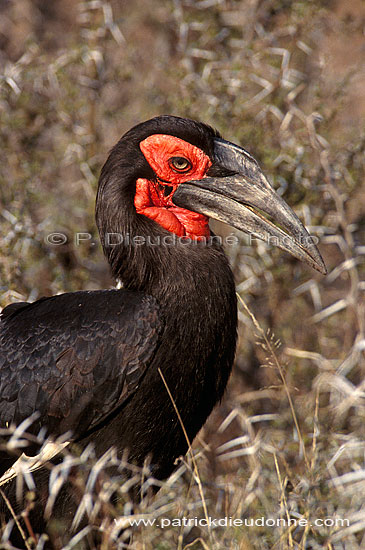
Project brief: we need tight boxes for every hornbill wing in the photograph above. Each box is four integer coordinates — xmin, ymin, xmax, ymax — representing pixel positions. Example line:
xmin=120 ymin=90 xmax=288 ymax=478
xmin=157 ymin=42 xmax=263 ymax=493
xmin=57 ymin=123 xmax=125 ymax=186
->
xmin=0 ymin=289 xmax=163 ymax=463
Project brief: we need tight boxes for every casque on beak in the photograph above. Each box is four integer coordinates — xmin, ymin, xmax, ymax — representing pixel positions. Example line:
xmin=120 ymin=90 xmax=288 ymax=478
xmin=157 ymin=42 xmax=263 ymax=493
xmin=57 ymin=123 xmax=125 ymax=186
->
xmin=173 ymin=137 xmax=327 ymax=275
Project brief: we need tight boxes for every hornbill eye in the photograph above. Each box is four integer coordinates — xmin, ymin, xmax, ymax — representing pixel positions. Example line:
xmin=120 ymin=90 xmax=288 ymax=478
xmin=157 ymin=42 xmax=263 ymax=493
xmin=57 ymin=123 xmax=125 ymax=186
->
xmin=168 ymin=156 xmax=192 ymax=173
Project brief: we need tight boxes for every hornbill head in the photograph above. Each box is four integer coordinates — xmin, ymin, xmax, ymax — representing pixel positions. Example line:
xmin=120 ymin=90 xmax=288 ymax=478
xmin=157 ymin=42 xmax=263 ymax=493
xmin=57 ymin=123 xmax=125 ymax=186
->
xmin=97 ymin=115 xmax=326 ymax=275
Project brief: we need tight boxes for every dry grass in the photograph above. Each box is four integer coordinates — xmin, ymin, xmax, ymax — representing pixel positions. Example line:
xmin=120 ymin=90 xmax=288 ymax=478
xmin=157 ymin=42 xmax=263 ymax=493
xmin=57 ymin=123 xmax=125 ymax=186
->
xmin=0 ymin=0 xmax=364 ymax=548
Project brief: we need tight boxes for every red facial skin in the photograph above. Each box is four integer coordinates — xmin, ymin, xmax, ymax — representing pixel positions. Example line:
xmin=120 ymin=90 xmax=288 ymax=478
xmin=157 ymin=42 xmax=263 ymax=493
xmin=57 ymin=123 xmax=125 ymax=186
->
xmin=135 ymin=134 xmax=212 ymax=239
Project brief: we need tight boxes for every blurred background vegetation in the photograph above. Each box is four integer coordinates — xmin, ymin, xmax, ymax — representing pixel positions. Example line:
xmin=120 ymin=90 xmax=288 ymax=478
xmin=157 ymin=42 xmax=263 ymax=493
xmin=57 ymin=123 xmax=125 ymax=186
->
xmin=0 ymin=0 xmax=364 ymax=548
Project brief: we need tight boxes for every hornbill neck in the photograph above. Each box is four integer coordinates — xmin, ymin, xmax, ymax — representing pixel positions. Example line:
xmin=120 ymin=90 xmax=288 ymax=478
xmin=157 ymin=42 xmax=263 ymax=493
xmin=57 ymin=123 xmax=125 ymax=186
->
xmin=96 ymin=165 xmax=236 ymax=308
xmin=95 ymin=172 xmax=238 ymax=469
xmin=98 ymin=208 xmax=235 ymax=311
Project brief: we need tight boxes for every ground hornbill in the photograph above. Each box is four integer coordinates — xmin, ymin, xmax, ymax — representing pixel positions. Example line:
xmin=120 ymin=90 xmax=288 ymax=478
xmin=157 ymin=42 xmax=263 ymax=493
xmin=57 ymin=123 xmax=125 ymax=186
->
xmin=0 ymin=116 xmax=326 ymax=542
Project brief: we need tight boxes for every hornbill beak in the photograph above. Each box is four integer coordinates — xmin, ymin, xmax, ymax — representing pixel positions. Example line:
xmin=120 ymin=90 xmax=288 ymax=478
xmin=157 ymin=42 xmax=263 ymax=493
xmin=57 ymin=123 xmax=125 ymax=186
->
xmin=173 ymin=138 xmax=327 ymax=274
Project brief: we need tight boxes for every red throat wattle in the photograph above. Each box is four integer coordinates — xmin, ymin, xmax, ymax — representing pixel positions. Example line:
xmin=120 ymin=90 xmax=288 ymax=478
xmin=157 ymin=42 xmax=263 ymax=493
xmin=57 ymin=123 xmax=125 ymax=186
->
xmin=135 ymin=134 xmax=212 ymax=239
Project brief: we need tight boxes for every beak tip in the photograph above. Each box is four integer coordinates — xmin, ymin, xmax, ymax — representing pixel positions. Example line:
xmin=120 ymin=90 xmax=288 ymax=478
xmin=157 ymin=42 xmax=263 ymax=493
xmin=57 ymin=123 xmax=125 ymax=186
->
xmin=309 ymin=250 xmax=327 ymax=275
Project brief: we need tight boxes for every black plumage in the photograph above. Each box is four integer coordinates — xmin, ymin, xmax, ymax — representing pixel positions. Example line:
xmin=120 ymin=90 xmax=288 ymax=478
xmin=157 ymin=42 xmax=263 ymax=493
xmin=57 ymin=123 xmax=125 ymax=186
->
xmin=0 ymin=290 xmax=162 ymax=456
xmin=0 ymin=115 xmax=326 ymax=545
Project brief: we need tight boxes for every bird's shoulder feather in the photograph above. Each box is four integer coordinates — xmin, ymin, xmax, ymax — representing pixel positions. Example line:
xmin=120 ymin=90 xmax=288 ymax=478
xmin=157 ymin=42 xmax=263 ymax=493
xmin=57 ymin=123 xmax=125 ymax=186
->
xmin=0 ymin=289 xmax=163 ymax=441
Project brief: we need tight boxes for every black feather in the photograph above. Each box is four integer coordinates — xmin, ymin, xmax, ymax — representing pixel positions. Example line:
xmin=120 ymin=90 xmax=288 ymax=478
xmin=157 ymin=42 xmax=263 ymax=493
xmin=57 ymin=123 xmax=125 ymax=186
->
xmin=0 ymin=116 xmax=237 ymax=545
